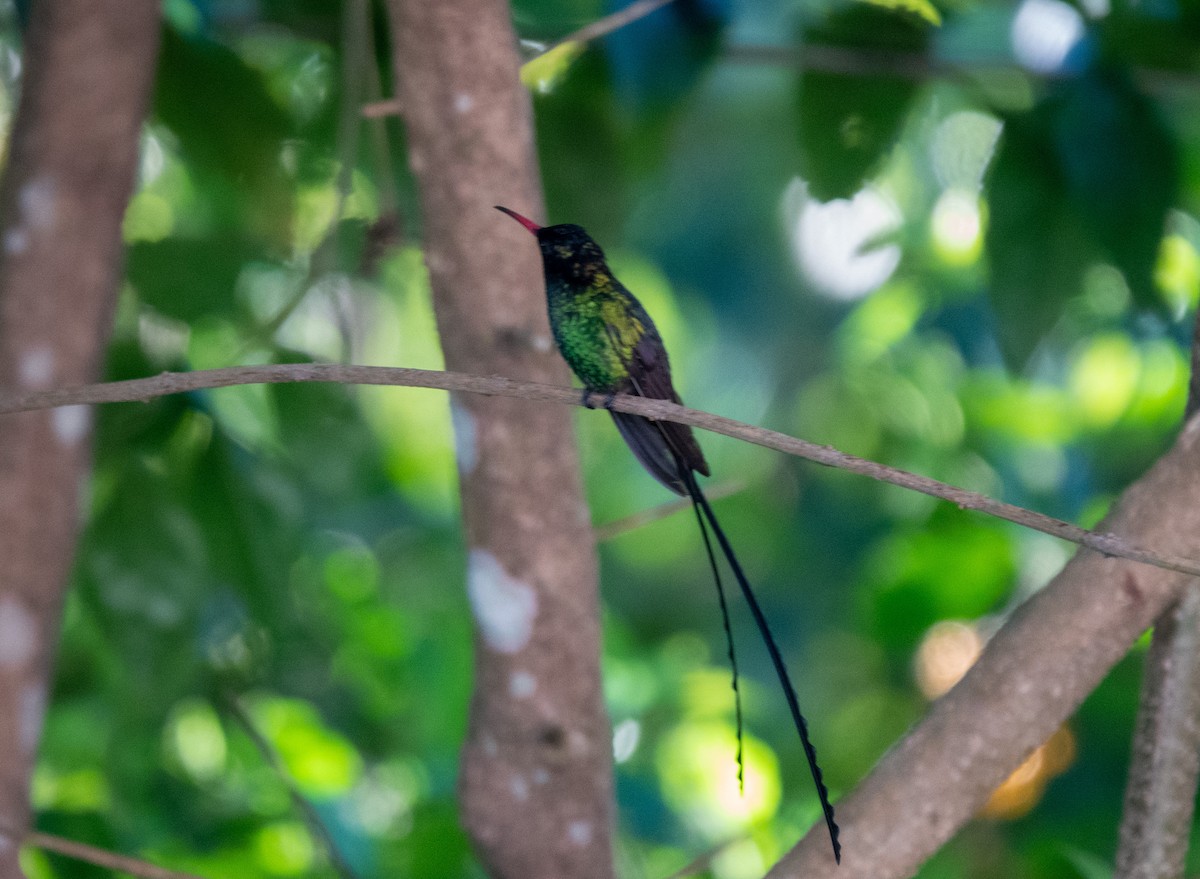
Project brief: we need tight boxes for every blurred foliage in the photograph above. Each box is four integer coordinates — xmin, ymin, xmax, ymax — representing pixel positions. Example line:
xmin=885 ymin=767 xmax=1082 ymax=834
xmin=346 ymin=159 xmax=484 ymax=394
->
xmin=5 ymin=0 xmax=1200 ymax=876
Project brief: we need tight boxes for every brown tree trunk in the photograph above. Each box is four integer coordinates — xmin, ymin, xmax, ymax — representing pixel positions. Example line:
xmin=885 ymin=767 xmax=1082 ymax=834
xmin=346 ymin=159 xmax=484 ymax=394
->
xmin=1109 ymin=323 xmax=1200 ymax=879
xmin=0 ymin=1 xmax=161 ymax=875
xmin=384 ymin=2 xmax=615 ymax=877
xmin=1114 ymin=587 xmax=1200 ymax=879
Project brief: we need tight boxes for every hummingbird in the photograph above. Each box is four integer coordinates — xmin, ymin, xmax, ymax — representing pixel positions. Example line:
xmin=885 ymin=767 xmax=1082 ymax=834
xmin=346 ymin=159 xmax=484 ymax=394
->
xmin=496 ymin=206 xmax=840 ymax=864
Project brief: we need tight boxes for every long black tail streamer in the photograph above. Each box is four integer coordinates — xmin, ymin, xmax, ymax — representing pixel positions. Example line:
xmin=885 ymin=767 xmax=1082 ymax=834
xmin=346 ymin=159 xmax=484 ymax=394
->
xmin=686 ymin=483 xmax=745 ymax=793
xmin=681 ymin=469 xmax=842 ymax=865
xmin=600 ymin=334 xmax=839 ymax=863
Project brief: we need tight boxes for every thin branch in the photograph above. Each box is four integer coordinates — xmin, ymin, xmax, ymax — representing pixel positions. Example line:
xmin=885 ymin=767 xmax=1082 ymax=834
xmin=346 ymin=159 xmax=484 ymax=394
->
xmin=360 ymin=98 xmax=402 ymax=119
xmin=725 ymin=42 xmax=956 ymax=82
xmin=24 ymin=831 xmax=209 ymax=879
xmin=536 ymin=0 xmax=678 ymax=58
xmin=594 ymin=479 xmax=744 ymax=542
xmin=724 ymin=42 xmax=1200 ymax=96
xmin=360 ymin=0 xmax=680 ymax=119
xmin=3 ymin=363 xmax=1200 ymax=580
xmin=366 ymin=28 xmax=1200 ymax=121
xmin=221 ymin=694 xmax=358 ymax=879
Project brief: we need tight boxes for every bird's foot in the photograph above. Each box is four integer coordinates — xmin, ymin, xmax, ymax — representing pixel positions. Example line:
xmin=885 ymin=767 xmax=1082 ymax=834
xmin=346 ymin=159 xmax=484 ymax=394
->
xmin=581 ymin=389 xmax=618 ymax=410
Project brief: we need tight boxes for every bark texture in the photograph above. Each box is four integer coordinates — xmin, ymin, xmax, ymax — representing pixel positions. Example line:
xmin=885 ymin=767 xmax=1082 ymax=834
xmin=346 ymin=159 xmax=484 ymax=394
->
xmin=0 ymin=1 xmax=161 ymax=874
xmin=767 ymin=419 xmax=1200 ymax=878
xmin=1114 ymin=586 xmax=1200 ymax=879
xmin=1110 ymin=315 xmax=1200 ymax=879
xmin=385 ymin=2 xmax=615 ymax=877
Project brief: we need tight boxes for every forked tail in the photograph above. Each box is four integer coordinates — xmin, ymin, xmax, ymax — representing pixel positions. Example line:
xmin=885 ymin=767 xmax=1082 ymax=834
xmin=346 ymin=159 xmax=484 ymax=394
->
xmin=680 ymin=469 xmax=842 ymax=865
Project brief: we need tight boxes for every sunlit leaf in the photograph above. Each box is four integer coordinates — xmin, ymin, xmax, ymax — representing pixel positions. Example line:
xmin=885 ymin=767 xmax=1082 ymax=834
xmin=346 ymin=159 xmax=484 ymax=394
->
xmin=857 ymin=0 xmax=942 ymax=25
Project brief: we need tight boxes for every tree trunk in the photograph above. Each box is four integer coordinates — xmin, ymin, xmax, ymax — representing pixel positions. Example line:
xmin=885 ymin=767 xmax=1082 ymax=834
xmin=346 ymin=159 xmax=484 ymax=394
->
xmin=0 ymin=1 xmax=161 ymax=875
xmin=384 ymin=2 xmax=615 ymax=877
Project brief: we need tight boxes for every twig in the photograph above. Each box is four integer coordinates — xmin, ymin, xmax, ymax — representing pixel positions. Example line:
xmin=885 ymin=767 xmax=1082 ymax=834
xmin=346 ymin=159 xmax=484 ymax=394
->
xmin=24 ymin=831 xmax=210 ymax=879
xmin=593 ymin=479 xmax=744 ymax=541
xmin=724 ymin=42 xmax=1200 ymax=96
xmin=361 ymin=0 xmax=681 ymax=119
xmin=360 ymin=97 xmax=402 ymax=119
xmin=3 ymin=362 xmax=1199 ymax=579
xmin=220 ymin=694 xmax=358 ymax=879
xmin=536 ymin=0 xmax=678 ymax=57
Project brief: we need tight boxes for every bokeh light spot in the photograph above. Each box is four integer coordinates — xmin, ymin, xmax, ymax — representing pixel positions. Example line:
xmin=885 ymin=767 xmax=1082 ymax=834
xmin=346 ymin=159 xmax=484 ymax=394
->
xmin=1069 ymin=334 xmax=1140 ymax=427
xmin=914 ymin=620 xmax=983 ymax=699
xmin=930 ymin=189 xmax=983 ymax=266
xmin=254 ymin=821 xmax=315 ymax=876
xmin=1011 ymin=0 xmax=1085 ymax=73
xmin=657 ymin=723 xmax=781 ymax=836
xmin=165 ymin=698 xmax=227 ymax=782
xmin=787 ymin=180 xmax=903 ymax=301
xmin=613 ymin=718 xmax=641 ymax=764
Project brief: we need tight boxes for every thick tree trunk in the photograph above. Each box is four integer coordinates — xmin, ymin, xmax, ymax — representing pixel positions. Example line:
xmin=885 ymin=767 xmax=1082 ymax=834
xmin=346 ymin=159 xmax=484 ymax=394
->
xmin=0 ymin=1 xmax=161 ymax=875
xmin=384 ymin=2 xmax=615 ymax=877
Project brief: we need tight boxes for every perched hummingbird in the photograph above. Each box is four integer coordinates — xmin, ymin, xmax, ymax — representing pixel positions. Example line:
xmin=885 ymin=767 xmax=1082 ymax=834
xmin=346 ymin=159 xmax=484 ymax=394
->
xmin=496 ymin=206 xmax=840 ymax=864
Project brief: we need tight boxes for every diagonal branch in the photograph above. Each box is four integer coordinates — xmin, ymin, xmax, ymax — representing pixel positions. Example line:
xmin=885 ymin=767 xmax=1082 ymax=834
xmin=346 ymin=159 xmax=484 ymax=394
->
xmin=594 ymin=479 xmax=743 ymax=542
xmin=535 ymin=0 xmax=678 ymax=57
xmin=24 ymin=832 xmax=209 ymax=879
xmin=360 ymin=0 xmax=681 ymax=119
xmin=767 ymin=417 xmax=1200 ymax=877
xmin=221 ymin=694 xmax=358 ymax=879
xmin=2 ymin=363 xmax=1199 ymax=579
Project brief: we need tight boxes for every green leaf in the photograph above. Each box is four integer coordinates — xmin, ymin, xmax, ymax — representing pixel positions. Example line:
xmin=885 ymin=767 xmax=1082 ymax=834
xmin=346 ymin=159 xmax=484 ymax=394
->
xmin=986 ymin=69 xmax=1178 ymax=368
xmin=985 ymin=111 xmax=1091 ymax=368
xmin=154 ymin=26 xmax=295 ymax=241
xmin=127 ymin=237 xmax=266 ymax=322
xmin=796 ymin=5 xmax=930 ymax=200
xmin=1050 ymin=69 xmax=1178 ymax=309
xmin=536 ymin=51 xmax=629 ymax=235
xmin=857 ymin=0 xmax=941 ymax=26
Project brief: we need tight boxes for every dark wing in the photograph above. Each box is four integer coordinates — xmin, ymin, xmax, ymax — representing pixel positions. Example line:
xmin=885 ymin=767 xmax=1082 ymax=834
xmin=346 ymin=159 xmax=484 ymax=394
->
xmin=607 ymin=324 xmax=710 ymax=497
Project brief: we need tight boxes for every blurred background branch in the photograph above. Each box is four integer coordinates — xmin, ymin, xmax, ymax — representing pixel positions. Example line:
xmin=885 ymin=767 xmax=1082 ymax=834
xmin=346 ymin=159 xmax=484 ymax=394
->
xmin=220 ymin=694 xmax=358 ymax=879
xmin=23 ymin=833 xmax=210 ymax=879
